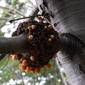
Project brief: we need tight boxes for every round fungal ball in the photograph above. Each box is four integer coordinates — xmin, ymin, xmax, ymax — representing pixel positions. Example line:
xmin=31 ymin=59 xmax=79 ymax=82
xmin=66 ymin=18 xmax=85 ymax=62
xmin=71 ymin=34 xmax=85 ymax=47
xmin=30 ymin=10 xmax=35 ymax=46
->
xmin=30 ymin=56 xmax=36 ymax=61
xmin=25 ymin=67 xmax=31 ymax=72
xmin=22 ymin=60 xmax=28 ymax=66
xmin=31 ymin=25 xmax=36 ymax=30
xmin=25 ymin=67 xmax=34 ymax=73
xmin=48 ymin=25 xmax=53 ymax=29
xmin=50 ymin=35 xmax=55 ymax=38
xmin=44 ymin=26 xmax=48 ymax=29
xmin=28 ymin=35 xmax=33 ymax=40
xmin=11 ymin=55 xmax=17 ymax=60
xmin=19 ymin=64 xmax=26 ymax=71
xmin=35 ymin=68 xmax=41 ymax=73
xmin=28 ymin=25 xmax=36 ymax=30
xmin=48 ymin=38 xmax=52 ymax=42
xmin=45 ymin=64 xmax=52 ymax=69
xmin=35 ymin=17 xmax=45 ymax=22
xmin=28 ymin=26 xmax=32 ymax=30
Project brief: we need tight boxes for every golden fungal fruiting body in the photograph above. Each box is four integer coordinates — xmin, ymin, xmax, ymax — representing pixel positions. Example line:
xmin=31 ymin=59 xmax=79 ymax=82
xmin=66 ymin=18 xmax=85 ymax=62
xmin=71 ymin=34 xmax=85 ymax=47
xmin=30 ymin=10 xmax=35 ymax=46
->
xmin=28 ymin=26 xmax=32 ymax=30
xmin=50 ymin=35 xmax=55 ymax=38
xmin=25 ymin=67 xmax=34 ymax=73
xmin=31 ymin=25 xmax=36 ymax=30
xmin=22 ymin=60 xmax=28 ymax=66
xmin=30 ymin=56 xmax=36 ymax=61
xmin=19 ymin=64 xmax=26 ymax=71
xmin=20 ymin=58 xmax=24 ymax=62
xmin=35 ymin=68 xmax=41 ymax=73
xmin=28 ymin=25 xmax=36 ymax=30
xmin=25 ymin=67 xmax=31 ymax=72
xmin=48 ymin=25 xmax=53 ymax=29
xmin=48 ymin=38 xmax=52 ymax=42
xmin=35 ymin=17 xmax=45 ymax=22
xmin=45 ymin=64 xmax=52 ymax=69
xmin=28 ymin=35 xmax=33 ymax=40
xmin=11 ymin=55 xmax=17 ymax=60
xmin=44 ymin=26 xmax=48 ymax=29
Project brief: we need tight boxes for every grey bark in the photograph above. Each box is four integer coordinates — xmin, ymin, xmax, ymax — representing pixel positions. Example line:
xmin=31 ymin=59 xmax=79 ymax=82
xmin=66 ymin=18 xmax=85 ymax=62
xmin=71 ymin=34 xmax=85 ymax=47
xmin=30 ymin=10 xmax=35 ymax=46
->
xmin=35 ymin=0 xmax=85 ymax=85
xmin=56 ymin=59 xmax=68 ymax=85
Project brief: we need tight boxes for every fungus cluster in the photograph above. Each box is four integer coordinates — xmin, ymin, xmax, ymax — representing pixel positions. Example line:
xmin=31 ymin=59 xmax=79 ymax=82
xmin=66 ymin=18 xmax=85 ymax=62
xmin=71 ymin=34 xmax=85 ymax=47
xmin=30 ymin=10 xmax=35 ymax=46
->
xmin=11 ymin=17 xmax=60 ymax=73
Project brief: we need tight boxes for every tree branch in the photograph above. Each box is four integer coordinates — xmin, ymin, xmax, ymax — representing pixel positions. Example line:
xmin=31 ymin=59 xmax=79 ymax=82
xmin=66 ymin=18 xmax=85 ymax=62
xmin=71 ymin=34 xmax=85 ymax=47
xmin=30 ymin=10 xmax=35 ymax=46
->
xmin=0 ymin=34 xmax=32 ymax=54
xmin=0 ymin=7 xmax=39 ymax=61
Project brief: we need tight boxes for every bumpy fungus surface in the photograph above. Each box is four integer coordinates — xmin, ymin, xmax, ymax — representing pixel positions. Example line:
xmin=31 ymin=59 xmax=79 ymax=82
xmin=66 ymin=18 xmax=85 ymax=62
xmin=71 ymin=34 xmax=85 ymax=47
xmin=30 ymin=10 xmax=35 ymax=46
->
xmin=11 ymin=17 xmax=59 ymax=73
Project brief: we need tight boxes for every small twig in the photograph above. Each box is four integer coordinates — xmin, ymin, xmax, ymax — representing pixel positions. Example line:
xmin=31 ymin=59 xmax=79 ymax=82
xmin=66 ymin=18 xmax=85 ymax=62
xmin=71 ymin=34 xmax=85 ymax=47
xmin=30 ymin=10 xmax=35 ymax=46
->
xmin=9 ymin=14 xmax=42 ymax=23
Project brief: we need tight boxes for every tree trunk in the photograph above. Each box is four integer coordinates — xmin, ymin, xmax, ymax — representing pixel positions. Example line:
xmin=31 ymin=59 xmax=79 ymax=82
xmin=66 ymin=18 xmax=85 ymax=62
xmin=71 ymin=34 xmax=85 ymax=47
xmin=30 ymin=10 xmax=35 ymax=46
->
xmin=35 ymin=0 xmax=85 ymax=85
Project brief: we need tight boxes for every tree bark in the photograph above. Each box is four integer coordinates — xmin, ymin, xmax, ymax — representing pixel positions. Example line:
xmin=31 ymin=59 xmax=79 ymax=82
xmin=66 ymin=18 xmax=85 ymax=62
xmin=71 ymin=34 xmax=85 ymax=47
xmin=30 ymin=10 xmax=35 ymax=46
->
xmin=35 ymin=0 xmax=85 ymax=85
xmin=0 ymin=34 xmax=33 ymax=54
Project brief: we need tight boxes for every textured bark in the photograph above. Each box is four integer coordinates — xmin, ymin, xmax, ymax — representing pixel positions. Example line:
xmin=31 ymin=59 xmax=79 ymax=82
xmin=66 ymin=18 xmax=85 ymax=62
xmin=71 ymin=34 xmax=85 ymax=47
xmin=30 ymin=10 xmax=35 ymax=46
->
xmin=35 ymin=0 xmax=85 ymax=85
xmin=57 ymin=33 xmax=85 ymax=85
xmin=0 ymin=34 xmax=32 ymax=54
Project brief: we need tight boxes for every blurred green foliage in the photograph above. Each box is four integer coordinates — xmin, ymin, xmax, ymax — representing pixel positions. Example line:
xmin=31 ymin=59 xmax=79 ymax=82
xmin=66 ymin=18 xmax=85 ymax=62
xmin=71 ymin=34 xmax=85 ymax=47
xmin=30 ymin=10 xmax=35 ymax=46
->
xmin=0 ymin=56 xmax=63 ymax=85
